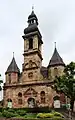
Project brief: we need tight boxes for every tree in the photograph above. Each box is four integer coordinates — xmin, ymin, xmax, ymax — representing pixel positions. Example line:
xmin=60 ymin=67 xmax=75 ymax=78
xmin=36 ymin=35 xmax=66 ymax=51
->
xmin=54 ymin=62 xmax=75 ymax=111
xmin=0 ymin=74 xmax=3 ymax=91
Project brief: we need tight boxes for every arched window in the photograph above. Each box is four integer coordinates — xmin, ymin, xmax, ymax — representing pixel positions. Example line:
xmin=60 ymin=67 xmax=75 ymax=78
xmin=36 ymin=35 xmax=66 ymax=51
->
xmin=18 ymin=92 xmax=22 ymax=104
xmin=28 ymin=72 xmax=33 ymax=79
xmin=9 ymin=74 xmax=11 ymax=84
xmin=29 ymin=38 xmax=33 ymax=49
xmin=53 ymin=96 xmax=60 ymax=108
xmin=53 ymin=96 xmax=60 ymax=101
xmin=7 ymin=99 xmax=12 ymax=102
xmin=54 ymin=67 xmax=58 ymax=77
xmin=40 ymin=91 xmax=45 ymax=103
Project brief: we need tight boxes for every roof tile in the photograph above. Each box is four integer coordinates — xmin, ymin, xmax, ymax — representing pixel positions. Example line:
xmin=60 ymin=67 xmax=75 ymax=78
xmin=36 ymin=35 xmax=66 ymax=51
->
xmin=5 ymin=57 xmax=20 ymax=74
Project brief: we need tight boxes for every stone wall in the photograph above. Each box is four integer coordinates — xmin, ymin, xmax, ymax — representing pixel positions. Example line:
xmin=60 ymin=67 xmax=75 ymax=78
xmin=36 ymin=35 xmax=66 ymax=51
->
xmin=48 ymin=66 xmax=64 ymax=80
xmin=3 ymin=84 xmax=55 ymax=108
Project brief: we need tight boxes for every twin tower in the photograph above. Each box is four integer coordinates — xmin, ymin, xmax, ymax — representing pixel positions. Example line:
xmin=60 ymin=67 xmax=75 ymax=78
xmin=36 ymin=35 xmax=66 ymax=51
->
xmin=3 ymin=9 xmax=65 ymax=108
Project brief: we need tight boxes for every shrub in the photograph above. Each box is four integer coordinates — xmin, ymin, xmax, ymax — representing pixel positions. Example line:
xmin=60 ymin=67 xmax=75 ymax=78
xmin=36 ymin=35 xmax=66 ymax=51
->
xmin=0 ymin=108 xmax=3 ymax=112
xmin=53 ymin=112 xmax=64 ymax=118
xmin=25 ymin=113 xmax=37 ymax=118
xmin=52 ymin=116 xmax=64 ymax=120
xmin=0 ymin=112 xmax=3 ymax=117
xmin=44 ymin=113 xmax=54 ymax=118
xmin=36 ymin=112 xmax=64 ymax=119
xmin=2 ymin=110 xmax=15 ymax=118
xmin=16 ymin=109 xmax=26 ymax=116
xmin=37 ymin=113 xmax=44 ymax=118
xmin=37 ymin=113 xmax=54 ymax=118
xmin=7 ymin=108 xmax=15 ymax=113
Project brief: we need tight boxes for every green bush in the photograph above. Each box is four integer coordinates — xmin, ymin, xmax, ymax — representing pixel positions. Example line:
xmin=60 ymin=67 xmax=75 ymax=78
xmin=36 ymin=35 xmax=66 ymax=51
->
xmin=36 ymin=112 xmax=64 ymax=119
xmin=16 ymin=109 xmax=26 ymax=116
xmin=37 ymin=113 xmax=44 ymax=118
xmin=0 ymin=108 xmax=64 ymax=119
xmin=2 ymin=110 xmax=15 ymax=118
xmin=14 ymin=115 xmax=25 ymax=119
xmin=44 ymin=113 xmax=54 ymax=118
xmin=25 ymin=113 xmax=37 ymax=118
xmin=37 ymin=113 xmax=54 ymax=118
xmin=0 ymin=112 xmax=3 ymax=117
xmin=0 ymin=108 xmax=3 ymax=112
xmin=53 ymin=112 xmax=63 ymax=117
xmin=52 ymin=116 xmax=64 ymax=120
xmin=7 ymin=108 xmax=15 ymax=113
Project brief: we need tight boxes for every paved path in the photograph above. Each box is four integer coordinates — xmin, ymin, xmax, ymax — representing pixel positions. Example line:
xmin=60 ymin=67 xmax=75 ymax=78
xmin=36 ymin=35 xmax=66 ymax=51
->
xmin=60 ymin=110 xmax=75 ymax=120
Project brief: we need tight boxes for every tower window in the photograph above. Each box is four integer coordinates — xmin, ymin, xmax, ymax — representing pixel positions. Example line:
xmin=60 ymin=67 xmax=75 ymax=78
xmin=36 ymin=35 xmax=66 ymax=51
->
xmin=54 ymin=67 xmax=58 ymax=77
xmin=9 ymin=74 xmax=11 ymax=84
xmin=29 ymin=38 xmax=33 ymax=49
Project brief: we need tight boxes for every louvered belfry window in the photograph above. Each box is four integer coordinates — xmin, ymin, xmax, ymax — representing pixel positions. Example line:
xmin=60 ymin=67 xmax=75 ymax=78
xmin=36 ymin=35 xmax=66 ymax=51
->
xmin=29 ymin=38 xmax=33 ymax=49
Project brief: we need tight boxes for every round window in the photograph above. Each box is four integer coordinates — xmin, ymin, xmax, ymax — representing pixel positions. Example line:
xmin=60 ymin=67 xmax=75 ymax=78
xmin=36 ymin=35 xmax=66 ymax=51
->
xmin=28 ymin=72 xmax=33 ymax=79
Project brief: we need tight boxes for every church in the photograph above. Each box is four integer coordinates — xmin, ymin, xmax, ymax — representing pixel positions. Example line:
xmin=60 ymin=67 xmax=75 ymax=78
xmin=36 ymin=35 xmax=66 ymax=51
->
xmin=3 ymin=9 xmax=66 ymax=108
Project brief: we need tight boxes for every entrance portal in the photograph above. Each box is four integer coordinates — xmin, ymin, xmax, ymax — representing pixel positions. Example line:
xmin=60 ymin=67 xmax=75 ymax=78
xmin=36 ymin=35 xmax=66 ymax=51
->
xmin=27 ymin=98 xmax=35 ymax=108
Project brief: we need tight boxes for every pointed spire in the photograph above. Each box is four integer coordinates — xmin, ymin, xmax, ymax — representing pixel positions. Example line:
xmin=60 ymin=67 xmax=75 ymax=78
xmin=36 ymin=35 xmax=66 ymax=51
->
xmin=5 ymin=55 xmax=20 ymax=74
xmin=27 ymin=6 xmax=38 ymax=26
xmin=48 ymin=44 xmax=65 ymax=67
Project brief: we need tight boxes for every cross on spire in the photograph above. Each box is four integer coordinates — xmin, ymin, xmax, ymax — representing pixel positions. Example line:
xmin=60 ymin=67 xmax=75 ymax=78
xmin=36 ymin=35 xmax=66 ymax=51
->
xmin=54 ymin=42 xmax=56 ymax=48
xmin=32 ymin=5 xmax=34 ymax=11
xmin=13 ymin=52 xmax=14 ymax=57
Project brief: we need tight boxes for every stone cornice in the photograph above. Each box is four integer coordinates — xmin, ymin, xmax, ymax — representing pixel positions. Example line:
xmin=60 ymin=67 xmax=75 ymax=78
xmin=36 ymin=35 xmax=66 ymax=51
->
xmin=3 ymin=80 xmax=54 ymax=89
xmin=23 ymin=49 xmax=43 ymax=60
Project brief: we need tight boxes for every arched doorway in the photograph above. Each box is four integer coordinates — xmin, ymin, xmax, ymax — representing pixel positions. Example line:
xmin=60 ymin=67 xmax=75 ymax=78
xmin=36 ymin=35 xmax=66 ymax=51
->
xmin=53 ymin=96 xmax=60 ymax=108
xmin=7 ymin=99 xmax=12 ymax=108
xmin=27 ymin=98 xmax=35 ymax=108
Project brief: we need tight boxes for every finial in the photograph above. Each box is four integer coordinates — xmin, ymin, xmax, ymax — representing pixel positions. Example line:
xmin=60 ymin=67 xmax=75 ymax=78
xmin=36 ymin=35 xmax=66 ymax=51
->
xmin=32 ymin=5 xmax=34 ymax=11
xmin=54 ymin=42 xmax=56 ymax=48
xmin=13 ymin=52 xmax=14 ymax=57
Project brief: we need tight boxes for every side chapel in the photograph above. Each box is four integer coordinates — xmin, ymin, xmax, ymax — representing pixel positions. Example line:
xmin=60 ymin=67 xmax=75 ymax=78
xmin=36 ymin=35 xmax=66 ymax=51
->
xmin=3 ymin=9 xmax=66 ymax=108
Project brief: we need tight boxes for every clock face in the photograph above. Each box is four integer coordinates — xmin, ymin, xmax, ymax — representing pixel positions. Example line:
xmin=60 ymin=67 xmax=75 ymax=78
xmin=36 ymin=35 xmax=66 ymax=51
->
xmin=28 ymin=72 xmax=33 ymax=79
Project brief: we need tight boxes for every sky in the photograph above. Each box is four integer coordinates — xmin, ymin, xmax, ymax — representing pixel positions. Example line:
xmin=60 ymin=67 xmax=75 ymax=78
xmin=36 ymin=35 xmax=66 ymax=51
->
xmin=0 ymin=0 xmax=75 ymax=99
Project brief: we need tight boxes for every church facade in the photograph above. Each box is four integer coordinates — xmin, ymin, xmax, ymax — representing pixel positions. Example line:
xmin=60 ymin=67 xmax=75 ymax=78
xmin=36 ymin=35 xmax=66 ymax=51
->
xmin=3 ymin=10 xmax=66 ymax=108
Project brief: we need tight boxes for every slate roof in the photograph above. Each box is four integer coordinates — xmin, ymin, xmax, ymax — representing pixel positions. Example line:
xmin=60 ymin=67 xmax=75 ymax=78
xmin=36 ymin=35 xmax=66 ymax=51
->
xmin=5 ymin=57 xmax=20 ymax=74
xmin=28 ymin=10 xmax=38 ymax=25
xmin=24 ymin=9 xmax=38 ymax=35
xmin=40 ymin=66 xmax=48 ymax=78
xmin=48 ymin=47 xmax=65 ymax=67
xmin=24 ymin=23 xmax=38 ymax=34
xmin=28 ymin=10 xmax=38 ymax=21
